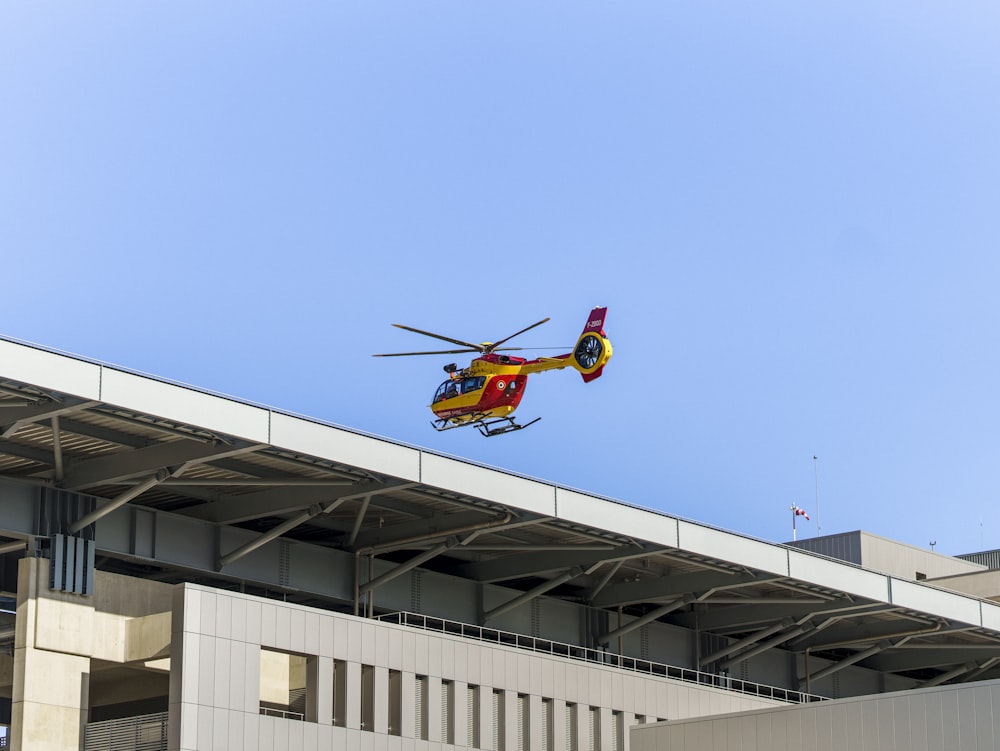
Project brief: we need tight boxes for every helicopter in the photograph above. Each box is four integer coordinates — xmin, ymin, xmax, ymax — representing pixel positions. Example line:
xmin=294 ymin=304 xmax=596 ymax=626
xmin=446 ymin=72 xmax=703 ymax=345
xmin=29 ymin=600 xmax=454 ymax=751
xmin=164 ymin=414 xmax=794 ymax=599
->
xmin=374 ymin=307 xmax=613 ymax=436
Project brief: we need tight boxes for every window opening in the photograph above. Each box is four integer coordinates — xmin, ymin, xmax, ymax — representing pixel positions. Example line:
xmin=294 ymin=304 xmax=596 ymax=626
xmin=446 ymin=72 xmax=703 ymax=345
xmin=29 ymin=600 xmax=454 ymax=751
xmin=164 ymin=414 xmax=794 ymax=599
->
xmin=441 ymin=680 xmax=454 ymax=744
xmin=540 ymin=698 xmax=553 ymax=751
xmin=492 ymin=689 xmax=505 ymax=750
xmin=566 ymin=702 xmax=578 ymax=748
xmin=610 ymin=710 xmax=623 ymax=751
xmin=467 ymin=685 xmax=481 ymax=748
xmin=259 ymin=648 xmax=308 ymax=721
xmin=588 ymin=706 xmax=599 ymax=751
xmin=516 ymin=694 xmax=529 ymax=751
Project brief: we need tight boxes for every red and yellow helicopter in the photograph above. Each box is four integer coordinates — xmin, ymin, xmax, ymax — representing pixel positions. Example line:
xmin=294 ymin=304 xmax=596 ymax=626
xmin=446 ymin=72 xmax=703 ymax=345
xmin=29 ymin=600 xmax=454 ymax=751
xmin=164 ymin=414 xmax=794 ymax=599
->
xmin=375 ymin=307 xmax=613 ymax=436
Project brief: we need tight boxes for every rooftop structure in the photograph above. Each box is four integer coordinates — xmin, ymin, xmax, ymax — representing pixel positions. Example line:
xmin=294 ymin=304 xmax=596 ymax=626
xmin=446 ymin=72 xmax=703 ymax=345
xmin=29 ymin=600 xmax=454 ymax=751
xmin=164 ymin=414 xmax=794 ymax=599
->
xmin=2 ymin=334 xmax=1000 ymax=749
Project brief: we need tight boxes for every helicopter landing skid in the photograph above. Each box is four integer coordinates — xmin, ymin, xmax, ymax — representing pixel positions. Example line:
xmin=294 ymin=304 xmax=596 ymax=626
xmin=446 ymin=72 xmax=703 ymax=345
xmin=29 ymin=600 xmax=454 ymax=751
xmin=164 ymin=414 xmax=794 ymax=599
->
xmin=476 ymin=416 xmax=541 ymax=437
xmin=431 ymin=416 xmax=541 ymax=437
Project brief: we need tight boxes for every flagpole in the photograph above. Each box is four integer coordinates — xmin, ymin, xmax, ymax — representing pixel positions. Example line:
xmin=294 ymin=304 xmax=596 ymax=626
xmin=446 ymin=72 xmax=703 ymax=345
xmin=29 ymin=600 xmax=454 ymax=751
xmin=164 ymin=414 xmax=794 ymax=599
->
xmin=813 ymin=455 xmax=821 ymax=537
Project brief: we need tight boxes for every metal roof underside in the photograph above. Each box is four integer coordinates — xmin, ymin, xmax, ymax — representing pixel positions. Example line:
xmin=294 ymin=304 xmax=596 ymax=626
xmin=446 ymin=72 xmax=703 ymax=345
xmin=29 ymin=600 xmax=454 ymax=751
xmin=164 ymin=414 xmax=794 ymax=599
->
xmin=1 ymin=349 xmax=1000 ymax=690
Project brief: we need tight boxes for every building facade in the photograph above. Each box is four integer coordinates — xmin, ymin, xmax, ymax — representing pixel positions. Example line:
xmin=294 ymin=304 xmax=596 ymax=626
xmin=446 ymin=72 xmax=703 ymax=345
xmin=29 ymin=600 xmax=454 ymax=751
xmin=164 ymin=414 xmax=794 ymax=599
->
xmin=3 ymin=335 xmax=1000 ymax=749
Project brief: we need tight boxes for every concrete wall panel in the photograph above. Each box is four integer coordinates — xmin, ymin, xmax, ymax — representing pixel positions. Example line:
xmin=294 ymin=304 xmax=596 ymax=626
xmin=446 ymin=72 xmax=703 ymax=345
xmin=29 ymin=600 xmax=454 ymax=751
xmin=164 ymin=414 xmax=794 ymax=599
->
xmin=101 ymin=367 xmax=271 ymax=443
xmin=9 ymin=577 xmax=783 ymax=751
xmin=677 ymin=521 xmax=788 ymax=575
xmin=419 ymin=453 xmax=556 ymax=516
xmin=787 ymin=550 xmax=890 ymax=603
xmin=556 ymin=489 xmax=679 ymax=548
xmin=890 ymin=578 xmax=982 ymax=626
xmin=634 ymin=679 xmax=1000 ymax=751
xmin=0 ymin=339 xmax=103 ymax=400
xmin=269 ymin=411 xmax=421 ymax=481
xmin=980 ymin=600 xmax=1000 ymax=631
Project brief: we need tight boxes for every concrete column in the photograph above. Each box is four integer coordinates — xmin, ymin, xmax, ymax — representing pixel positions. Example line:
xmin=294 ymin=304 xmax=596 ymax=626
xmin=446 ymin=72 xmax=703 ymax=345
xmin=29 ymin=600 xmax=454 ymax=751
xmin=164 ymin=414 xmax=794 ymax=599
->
xmin=529 ymin=694 xmax=544 ymax=750
xmin=575 ymin=704 xmax=589 ymax=751
xmin=478 ymin=686 xmax=494 ymax=751
xmin=306 ymin=656 xmax=333 ymax=724
xmin=400 ymin=672 xmax=415 ymax=738
xmin=454 ymin=679 xmax=469 ymax=746
xmin=10 ymin=558 xmax=91 ymax=751
xmin=503 ymin=690 xmax=517 ymax=751
xmin=599 ymin=706 xmax=613 ymax=750
xmin=345 ymin=661 xmax=361 ymax=730
xmin=552 ymin=700 xmax=568 ymax=750
xmin=373 ymin=666 xmax=388 ymax=734
xmin=427 ymin=675 xmax=442 ymax=742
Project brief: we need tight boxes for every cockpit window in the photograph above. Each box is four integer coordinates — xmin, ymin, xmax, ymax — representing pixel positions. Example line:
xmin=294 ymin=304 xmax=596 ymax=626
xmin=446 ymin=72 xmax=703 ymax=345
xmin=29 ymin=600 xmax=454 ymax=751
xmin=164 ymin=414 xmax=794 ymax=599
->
xmin=433 ymin=376 xmax=486 ymax=403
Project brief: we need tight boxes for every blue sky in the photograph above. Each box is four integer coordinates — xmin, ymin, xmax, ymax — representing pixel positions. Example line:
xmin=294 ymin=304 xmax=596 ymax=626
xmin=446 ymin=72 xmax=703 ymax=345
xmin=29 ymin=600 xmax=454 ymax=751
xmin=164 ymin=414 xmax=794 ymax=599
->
xmin=3 ymin=3 xmax=999 ymax=554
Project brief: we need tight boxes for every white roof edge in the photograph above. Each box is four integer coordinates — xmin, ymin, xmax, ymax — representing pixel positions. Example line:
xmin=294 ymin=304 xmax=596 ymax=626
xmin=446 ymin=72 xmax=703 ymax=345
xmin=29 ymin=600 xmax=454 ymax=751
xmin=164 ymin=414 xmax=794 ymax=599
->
xmin=1 ymin=335 xmax=996 ymax=631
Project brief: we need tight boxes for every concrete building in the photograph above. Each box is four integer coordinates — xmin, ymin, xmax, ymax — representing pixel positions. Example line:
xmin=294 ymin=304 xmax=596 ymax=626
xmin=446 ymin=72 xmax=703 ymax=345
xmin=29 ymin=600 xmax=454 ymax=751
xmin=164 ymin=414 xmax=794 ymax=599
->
xmin=1 ymin=334 xmax=1000 ymax=750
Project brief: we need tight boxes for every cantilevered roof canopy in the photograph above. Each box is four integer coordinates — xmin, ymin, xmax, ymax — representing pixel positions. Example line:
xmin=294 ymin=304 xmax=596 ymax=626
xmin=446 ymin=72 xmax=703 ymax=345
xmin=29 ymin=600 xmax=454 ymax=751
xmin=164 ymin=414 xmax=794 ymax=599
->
xmin=2 ymin=334 xmax=1000 ymax=689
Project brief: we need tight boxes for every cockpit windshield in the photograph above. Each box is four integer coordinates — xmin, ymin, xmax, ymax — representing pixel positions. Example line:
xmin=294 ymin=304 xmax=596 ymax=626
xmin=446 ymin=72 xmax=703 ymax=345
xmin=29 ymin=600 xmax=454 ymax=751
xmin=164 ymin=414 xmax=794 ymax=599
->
xmin=433 ymin=376 xmax=486 ymax=403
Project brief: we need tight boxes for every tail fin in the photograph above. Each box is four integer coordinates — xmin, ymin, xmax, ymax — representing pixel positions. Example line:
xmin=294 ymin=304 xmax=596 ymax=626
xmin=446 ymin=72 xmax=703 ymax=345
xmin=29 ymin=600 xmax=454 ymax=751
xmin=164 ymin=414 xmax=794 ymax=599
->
xmin=575 ymin=307 xmax=612 ymax=383
xmin=582 ymin=307 xmax=608 ymax=337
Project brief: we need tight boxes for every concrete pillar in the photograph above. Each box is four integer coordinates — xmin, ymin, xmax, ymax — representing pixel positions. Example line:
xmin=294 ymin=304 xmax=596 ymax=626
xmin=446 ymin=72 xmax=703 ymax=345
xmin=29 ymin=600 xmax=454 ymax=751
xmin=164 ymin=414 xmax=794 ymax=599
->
xmin=599 ymin=706 xmax=613 ymax=750
xmin=478 ymin=685 xmax=493 ymax=750
xmin=400 ymin=672 xmax=415 ymax=738
xmin=10 ymin=558 xmax=91 ymax=751
xmin=427 ymin=675 xmax=442 ymax=742
xmin=552 ymin=700 xmax=568 ymax=750
xmin=306 ymin=656 xmax=333 ymax=724
xmin=345 ymin=661 xmax=361 ymax=730
xmin=529 ymin=694 xmax=544 ymax=750
xmin=454 ymin=680 xmax=469 ymax=747
xmin=502 ymin=690 xmax=517 ymax=751
xmin=373 ymin=666 xmax=388 ymax=734
xmin=575 ymin=704 xmax=590 ymax=751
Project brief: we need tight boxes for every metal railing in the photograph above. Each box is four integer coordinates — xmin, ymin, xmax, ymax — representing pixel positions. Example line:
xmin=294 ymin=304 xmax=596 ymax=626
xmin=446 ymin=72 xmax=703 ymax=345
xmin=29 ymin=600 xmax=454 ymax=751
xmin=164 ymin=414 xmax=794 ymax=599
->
xmin=260 ymin=706 xmax=305 ymax=721
xmin=376 ymin=611 xmax=825 ymax=705
xmin=84 ymin=712 xmax=167 ymax=751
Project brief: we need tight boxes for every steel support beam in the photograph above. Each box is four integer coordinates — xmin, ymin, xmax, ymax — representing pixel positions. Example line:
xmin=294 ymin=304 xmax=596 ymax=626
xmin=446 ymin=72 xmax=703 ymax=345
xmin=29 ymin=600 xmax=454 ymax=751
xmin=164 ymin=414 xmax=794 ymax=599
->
xmin=0 ymin=540 xmax=26 ymax=556
xmin=68 ymin=470 xmax=169 ymax=533
xmin=868 ymin=645 xmax=1000 ymax=673
xmin=699 ymin=619 xmax=794 ymax=667
xmin=463 ymin=544 xmax=656 ymax=585
xmin=956 ymin=656 xmax=1000 ymax=683
xmin=358 ymin=539 xmax=458 ymax=595
xmin=807 ymin=640 xmax=894 ymax=684
xmin=483 ymin=567 xmax=585 ymax=622
xmin=218 ymin=498 xmax=349 ymax=569
xmin=718 ymin=624 xmax=812 ymax=670
xmin=597 ymin=595 xmax=696 ymax=645
xmin=346 ymin=494 xmax=372 ymax=548
xmin=588 ymin=560 xmax=624 ymax=602
xmin=51 ymin=416 xmax=64 ymax=482
xmin=60 ymin=440 xmax=265 ymax=490
xmin=673 ymin=600 xmax=886 ymax=632
xmin=358 ymin=512 xmax=512 ymax=557
xmin=919 ymin=661 xmax=980 ymax=689
xmin=183 ymin=480 xmax=416 ymax=524
xmin=1 ymin=399 xmax=99 ymax=439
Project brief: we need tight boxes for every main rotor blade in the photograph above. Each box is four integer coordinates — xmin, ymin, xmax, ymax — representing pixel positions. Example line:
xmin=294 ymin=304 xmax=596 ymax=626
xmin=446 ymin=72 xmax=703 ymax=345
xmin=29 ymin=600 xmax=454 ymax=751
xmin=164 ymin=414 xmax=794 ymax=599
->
xmin=373 ymin=348 xmax=479 ymax=357
xmin=390 ymin=324 xmax=483 ymax=351
xmin=489 ymin=318 xmax=551 ymax=351
xmin=493 ymin=346 xmax=568 ymax=352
